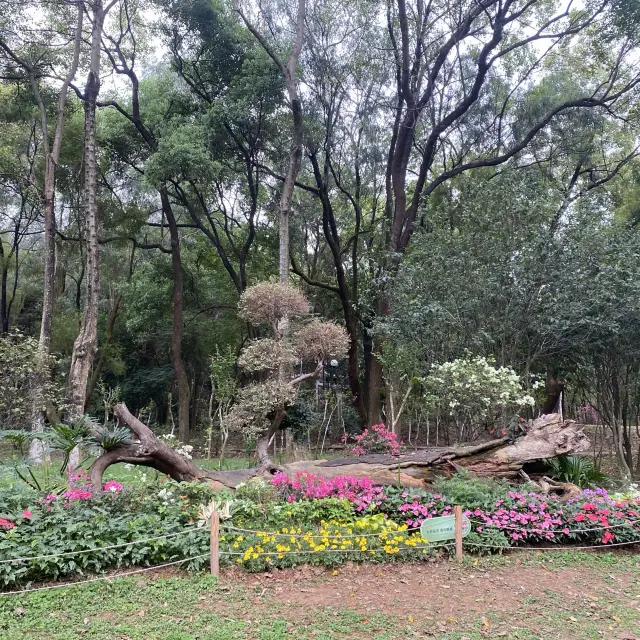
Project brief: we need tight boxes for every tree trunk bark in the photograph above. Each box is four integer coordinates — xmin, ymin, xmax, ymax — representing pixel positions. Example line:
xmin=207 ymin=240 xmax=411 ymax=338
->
xmin=0 ymin=238 xmax=8 ymax=334
xmin=162 ymin=189 xmax=191 ymax=443
xmin=28 ymin=6 xmax=84 ymax=464
xmin=366 ymin=334 xmax=384 ymax=426
xmin=85 ymin=288 xmax=122 ymax=406
xmin=67 ymin=1 xmax=107 ymax=468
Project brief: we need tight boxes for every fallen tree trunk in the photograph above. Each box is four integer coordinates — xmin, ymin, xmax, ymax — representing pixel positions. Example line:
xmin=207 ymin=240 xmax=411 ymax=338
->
xmin=90 ymin=405 xmax=590 ymax=491
xmin=88 ymin=404 xmax=255 ymax=492
xmin=278 ymin=414 xmax=590 ymax=487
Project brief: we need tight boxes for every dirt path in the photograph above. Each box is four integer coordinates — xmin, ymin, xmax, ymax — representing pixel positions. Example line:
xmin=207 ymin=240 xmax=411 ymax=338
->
xmin=210 ymin=553 xmax=640 ymax=638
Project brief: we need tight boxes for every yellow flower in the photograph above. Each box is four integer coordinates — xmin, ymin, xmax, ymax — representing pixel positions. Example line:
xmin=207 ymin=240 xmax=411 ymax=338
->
xmin=265 ymin=557 xmax=271 ymax=563
xmin=233 ymin=543 xmax=239 ymax=548
xmin=236 ymin=536 xmax=243 ymax=542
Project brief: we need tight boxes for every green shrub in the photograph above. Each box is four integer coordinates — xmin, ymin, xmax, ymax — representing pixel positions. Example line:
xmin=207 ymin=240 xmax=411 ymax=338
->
xmin=235 ymin=478 xmax=278 ymax=503
xmin=433 ymin=472 xmax=512 ymax=509
xmin=0 ymin=484 xmax=210 ymax=588
xmin=461 ymin=529 xmax=511 ymax=556
xmin=547 ymin=456 xmax=607 ymax=488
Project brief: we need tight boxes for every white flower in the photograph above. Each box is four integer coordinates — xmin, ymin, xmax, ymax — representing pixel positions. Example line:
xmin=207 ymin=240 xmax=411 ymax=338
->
xmin=197 ymin=499 xmax=235 ymax=527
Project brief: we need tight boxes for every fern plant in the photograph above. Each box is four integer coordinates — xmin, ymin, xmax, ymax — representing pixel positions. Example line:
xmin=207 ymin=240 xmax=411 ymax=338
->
xmin=547 ymin=455 xmax=606 ymax=488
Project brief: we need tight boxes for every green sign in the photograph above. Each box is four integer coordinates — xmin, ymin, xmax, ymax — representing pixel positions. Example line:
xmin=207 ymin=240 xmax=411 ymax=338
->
xmin=420 ymin=515 xmax=471 ymax=542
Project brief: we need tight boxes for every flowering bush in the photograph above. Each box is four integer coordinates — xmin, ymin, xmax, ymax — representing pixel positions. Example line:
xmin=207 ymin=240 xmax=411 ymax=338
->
xmin=103 ymin=480 xmax=124 ymax=493
xmin=443 ymin=487 xmax=639 ymax=547
xmin=271 ymin=471 xmax=385 ymax=512
xmin=373 ymin=479 xmax=640 ymax=549
xmin=464 ymin=491 xmax=566 ymax=543
xmin=421 ymin=356 xmax=538 ymax=439
xmin=159 ymin=434 xmax=194 ymax=460
xmin=344 ymin=424 xmax=403 ymax=456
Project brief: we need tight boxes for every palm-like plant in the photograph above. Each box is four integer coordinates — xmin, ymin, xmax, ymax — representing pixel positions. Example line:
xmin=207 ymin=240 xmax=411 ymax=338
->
xmin=547 ymin=455 xmax=606 ymax=488
xmin=0 ymin=429 xmax=32 ymax=455
xmin=47 ymin=418 xmax=97 ymax=474
xmin=91 ymin=424 xmax=132 ymax=451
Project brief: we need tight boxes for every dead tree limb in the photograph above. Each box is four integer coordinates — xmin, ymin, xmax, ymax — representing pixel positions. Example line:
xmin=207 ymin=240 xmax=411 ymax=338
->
xmin=90 ymin=406 xmax=590 ymax=492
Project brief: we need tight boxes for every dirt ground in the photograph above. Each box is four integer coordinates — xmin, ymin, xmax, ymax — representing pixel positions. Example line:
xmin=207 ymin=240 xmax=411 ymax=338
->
xmin=210 ymin=553 xmax=640 ymax=638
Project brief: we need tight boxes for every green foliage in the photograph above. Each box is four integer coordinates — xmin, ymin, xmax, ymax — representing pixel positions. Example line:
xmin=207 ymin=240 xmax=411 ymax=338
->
xmin=46 ymin=418 xmax=97 ymax=473
xmin=0 ymin=331 xmax=64 ymax=430
xmin=93 ymin=424 xmax=131 ymax=451
xmin=0 ymin=429 xmax=31 ymax=454
xmin=433 ymin=472 xmax=513 ymax=510
xmin=264 ymin=497 xmax=355 ymax=527
xmin=210 ymin=345 xmax=237 ymax=402
xmin=280 ymin=395 xmax=320 ymax=441
xmin=0 ymin=485 xmax=209 ymax=587
xmin=547 ymin=456 xmax=607 ymax=488
xmin=461 ymin=528 xmax=511 ymax=556
xmin=234 ymin=478 xmax=278 ymax=504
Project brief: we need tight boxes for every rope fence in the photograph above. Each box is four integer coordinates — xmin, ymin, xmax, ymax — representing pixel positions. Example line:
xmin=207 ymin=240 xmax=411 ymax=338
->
xmin=466 ymin=517 xmax=640 ymax=534
xmin=0 ymin=554 xmax=209 ymax=597
xmin=0 ymin=527 xmax=199 ymax=565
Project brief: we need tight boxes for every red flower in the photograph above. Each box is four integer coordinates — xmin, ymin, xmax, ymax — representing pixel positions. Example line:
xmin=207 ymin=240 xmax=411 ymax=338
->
xmin=602 ymin=531 xmax=615 ymax=544
xmin=582 ymin=502 xmax=596 ymax=511
xmin=574 ymin=513 xmax=586 ymax=522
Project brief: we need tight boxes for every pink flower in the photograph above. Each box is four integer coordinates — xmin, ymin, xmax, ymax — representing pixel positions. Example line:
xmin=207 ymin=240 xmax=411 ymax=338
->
xmin=0 ymin=518 xmax=14 ymax=529
xmin=22 ymin=510 xmax=32 ymax=518
xmin=103 ymin=481 xmax=123 ymax=493
xmin=62 ymin=488 xmax=93 ymax=502
xmin=602 ymin=531 xmax=615 ymax=544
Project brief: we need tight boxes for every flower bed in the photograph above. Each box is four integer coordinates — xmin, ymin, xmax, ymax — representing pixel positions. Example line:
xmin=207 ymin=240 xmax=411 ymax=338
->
xmin=222 ymin=514 xmax=430 ymax=571
xmin=269 ymin=472 xmax=640 ymax=549
xmin=2 ymin=468 xmax=640 ymax=589
xmin=271 ymin=471 xmax=385 ymax=511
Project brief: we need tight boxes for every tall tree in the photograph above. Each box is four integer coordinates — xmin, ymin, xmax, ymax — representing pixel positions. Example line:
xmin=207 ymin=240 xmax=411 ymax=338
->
xmin=68 ymin=0 xmax=117 ymax=466
xmin=236 ymin=0 xmax=306 ymax=283
xmin=0 ymin=1 xmax=84 ymax=460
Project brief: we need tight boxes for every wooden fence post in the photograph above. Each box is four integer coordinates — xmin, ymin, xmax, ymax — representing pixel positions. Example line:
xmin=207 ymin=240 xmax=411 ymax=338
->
xmin=454 ymin=505 xmax=463 ymax=562
xmin=210 ymin=511 xmax=220 ymax=577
